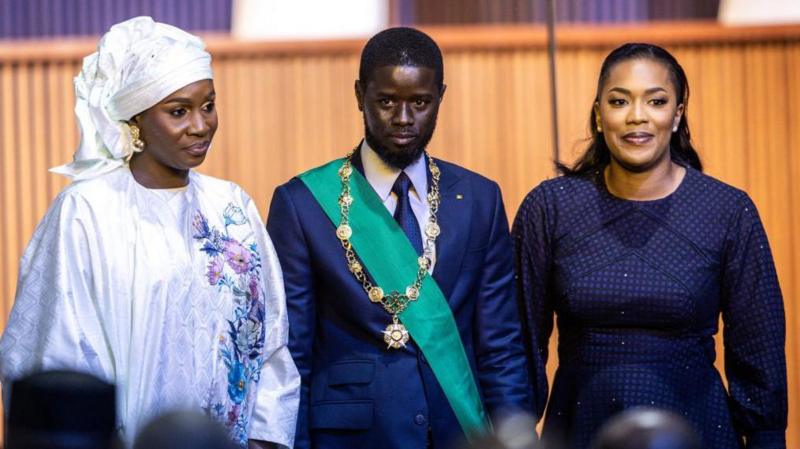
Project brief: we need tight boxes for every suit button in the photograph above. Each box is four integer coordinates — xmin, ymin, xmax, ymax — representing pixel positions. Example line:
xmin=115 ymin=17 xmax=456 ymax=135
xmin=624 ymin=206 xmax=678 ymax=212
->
xmin=414 ymin=414 xmax=427 ymax=426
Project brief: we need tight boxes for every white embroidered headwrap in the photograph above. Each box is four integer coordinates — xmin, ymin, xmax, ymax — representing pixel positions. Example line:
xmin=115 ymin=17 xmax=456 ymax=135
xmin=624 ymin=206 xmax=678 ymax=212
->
xmin=51 ymin=16 xmax=213 ymax=180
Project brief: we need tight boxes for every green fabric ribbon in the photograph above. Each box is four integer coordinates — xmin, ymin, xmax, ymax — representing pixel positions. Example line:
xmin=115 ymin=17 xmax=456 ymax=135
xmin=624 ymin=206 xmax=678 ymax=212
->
xmin=299 ymin=158 xmax=490 ymax=440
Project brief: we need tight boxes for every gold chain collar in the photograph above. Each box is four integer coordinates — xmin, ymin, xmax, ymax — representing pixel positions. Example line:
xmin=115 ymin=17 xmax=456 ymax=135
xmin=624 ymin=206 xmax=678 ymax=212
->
xmin=335 ymin=150 xmax=442 ymax=349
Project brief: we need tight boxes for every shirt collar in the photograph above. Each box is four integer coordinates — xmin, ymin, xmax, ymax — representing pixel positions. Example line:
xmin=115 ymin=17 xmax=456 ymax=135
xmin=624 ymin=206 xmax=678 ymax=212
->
xmin=360 ymin=140 xmax=428 ymax=201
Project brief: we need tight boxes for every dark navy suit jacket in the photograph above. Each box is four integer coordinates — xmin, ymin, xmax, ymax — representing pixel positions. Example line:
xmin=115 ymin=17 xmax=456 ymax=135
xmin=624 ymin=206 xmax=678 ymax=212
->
xmin=267 ymin=156 xmax=531 ymax=449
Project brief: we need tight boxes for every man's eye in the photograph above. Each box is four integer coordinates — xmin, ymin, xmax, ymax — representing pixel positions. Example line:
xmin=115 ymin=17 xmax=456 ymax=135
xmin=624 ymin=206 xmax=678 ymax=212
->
xmin=414 ymin=99 xmax=428 ymax=107
xmin=378 ymin=98 xmax=394 ymax=106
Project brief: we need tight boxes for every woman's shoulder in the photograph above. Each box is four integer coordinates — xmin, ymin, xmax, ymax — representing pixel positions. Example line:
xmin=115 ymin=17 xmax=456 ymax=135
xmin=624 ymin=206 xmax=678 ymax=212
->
xmin=190 ymin=171 xmax=255 ymax=205
xmin=683 ymin=167 xmax=754 ymax=211
xmin=191 ymin=171 xmax=237 ymax=189
xmin=54 ymin=167 xmax=131 ymax=208
xmin=27 ymin=168 xmax=133 ymax=242
xmin=540 ymin=174 xmax=597 ymax=192
xmin=521 ymin=174 xmax=600 ymax=207
xmin=514 ymin=175 xmax=601 ymax=234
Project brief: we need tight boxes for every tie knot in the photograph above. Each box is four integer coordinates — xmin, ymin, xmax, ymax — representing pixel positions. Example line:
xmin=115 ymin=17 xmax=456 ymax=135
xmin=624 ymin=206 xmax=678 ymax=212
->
xmin=391 ymin=172 xmax=413 ymax=197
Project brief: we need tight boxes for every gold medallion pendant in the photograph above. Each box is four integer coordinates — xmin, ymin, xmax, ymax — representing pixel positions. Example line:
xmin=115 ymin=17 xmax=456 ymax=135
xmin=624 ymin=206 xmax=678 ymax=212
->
xmin=335 ymin=150 xmax=442 ymax=350
xmin=383 ymin=321 xmax=410 ymax=349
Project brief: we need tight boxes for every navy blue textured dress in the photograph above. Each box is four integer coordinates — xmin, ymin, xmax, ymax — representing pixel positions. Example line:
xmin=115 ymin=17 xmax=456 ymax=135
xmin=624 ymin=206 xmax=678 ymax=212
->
xmin=512 ymin=167 xmax=787 ymax=449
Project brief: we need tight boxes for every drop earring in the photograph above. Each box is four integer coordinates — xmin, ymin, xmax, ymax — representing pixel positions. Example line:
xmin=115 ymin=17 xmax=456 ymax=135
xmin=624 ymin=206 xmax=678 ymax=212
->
xmin=130 ymin=124 xmax=145 ymax=152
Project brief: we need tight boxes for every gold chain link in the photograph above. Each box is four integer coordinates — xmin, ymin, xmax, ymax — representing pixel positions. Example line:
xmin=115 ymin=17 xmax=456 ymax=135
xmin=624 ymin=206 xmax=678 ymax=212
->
xmin=336 ymin=151 xmax=442 ymax=317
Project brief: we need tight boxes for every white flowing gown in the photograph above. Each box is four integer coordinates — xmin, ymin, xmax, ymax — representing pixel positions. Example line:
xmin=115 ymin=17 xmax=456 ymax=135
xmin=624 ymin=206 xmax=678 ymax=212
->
xmin=0 ymin=166 xmax=300 ymax=448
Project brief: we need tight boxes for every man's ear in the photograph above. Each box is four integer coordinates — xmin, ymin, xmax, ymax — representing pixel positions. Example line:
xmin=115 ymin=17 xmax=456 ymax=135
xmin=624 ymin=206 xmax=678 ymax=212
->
xmin=439 ymin=83 xmax=447 ymax=102
xmin=354 ymin=80 xmax=365 ymax=112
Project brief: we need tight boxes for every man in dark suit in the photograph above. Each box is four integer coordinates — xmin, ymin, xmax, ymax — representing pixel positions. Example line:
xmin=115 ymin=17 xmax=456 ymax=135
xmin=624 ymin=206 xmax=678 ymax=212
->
xmin=267 ymin=27 xmax=531 ymax=449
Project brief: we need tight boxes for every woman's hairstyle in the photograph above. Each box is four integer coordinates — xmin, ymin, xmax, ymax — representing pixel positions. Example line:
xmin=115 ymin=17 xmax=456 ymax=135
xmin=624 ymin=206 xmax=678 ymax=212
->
xmin=557 ymin=42 xmax=702 ymax=176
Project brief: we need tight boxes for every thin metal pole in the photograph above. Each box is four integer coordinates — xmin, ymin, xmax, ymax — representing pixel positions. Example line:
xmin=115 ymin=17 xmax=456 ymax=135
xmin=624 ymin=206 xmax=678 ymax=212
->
xmin=545 ymin=0 xmax=560 ymax=164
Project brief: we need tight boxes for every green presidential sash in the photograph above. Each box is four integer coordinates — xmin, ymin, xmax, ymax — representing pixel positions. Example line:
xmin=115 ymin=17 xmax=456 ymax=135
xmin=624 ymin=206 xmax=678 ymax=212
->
xmin=299 ymin=159 xmax=490 ymax=440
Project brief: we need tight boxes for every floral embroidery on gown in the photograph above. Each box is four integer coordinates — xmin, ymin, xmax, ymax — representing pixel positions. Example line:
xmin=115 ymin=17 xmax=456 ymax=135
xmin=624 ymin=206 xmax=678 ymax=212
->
xmin=193 ymin=205 xmax=269 ymax=443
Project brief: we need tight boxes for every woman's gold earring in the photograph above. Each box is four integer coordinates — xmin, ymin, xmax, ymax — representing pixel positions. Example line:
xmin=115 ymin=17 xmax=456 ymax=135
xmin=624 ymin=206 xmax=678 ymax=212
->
xmin=596 ymin=125 xmax=603 ymax=133
xmin=130 ymin=124 xmax=145 ymax=152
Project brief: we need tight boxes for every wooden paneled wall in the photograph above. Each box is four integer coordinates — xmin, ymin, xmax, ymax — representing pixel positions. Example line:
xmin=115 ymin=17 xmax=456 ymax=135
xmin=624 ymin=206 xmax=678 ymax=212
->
xmin=0 ymin=21 xmax=798 ymax=445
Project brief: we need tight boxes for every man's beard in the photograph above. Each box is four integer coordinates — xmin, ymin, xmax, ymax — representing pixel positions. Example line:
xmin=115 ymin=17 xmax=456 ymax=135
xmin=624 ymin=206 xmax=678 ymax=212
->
xmin=363 ymin=117 xmax=436 ymax=170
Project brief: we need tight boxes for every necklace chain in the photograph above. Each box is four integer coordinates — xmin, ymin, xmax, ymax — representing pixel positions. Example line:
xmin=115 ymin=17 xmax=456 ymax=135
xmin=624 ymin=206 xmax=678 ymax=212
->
xmin=335 ymin=151 xmax=442 ymax=331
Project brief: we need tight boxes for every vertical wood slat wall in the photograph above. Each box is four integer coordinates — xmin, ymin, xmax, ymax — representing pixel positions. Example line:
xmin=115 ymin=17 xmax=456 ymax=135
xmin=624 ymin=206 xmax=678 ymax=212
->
xmin=0 ymin=22 xmax=797 ymax=445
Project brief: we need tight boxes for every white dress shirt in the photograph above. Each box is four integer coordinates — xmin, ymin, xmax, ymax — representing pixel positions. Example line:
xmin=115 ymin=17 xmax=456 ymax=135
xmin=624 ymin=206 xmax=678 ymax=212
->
xmin=360 ymin=141 xmax=437 ymax=271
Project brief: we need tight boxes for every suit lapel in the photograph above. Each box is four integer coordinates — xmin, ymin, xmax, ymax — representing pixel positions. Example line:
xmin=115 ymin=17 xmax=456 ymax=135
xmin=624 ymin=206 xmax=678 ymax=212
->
xmin=432 ymin=160 xmax=471 ymax=301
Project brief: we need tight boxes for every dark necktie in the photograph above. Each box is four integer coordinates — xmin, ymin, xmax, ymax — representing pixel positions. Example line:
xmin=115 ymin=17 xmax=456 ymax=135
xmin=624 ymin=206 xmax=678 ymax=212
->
xmin=391 ymin=172 xmax=424 ymax=255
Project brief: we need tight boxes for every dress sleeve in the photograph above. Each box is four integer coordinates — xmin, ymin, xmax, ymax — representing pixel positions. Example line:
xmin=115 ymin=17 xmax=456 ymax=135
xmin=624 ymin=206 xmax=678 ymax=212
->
xmin=241 ymin=191 xmax=300 ymax=449
xmin=720 ymin=194 xmax=787 ymax=449
xmin=265 ymin=183 xmax=316 ymax=449
xmin=511 ymin=184 xmax=555 ymax=421
xmin=0 ymin=191 xmax=114 ymax=399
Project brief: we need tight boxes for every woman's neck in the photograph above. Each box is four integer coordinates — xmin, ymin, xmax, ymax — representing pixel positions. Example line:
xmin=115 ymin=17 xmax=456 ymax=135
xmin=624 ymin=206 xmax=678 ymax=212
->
xmin=604 ymin=160 xmax=686 ymax=201
xmin=129 ymin=156 xmax=190 ymax=189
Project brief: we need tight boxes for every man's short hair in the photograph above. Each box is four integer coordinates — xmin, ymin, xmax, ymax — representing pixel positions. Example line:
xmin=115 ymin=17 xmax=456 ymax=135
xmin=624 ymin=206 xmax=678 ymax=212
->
xmin=359 ymin=27 xmax=444 ymax=91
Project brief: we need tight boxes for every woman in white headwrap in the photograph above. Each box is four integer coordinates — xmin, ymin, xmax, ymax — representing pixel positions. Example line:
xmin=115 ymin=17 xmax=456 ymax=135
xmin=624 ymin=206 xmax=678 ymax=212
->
xmin=0 ymin=17 xmax=299 ymax=449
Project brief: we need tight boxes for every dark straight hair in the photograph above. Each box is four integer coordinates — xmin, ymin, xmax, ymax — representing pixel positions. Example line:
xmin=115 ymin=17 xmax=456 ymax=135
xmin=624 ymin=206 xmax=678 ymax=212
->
xmin=557 ymin=42 xmax=702 ymax=176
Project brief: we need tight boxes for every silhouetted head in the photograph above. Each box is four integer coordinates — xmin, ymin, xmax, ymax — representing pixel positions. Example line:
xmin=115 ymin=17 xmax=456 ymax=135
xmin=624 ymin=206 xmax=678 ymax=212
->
xmin=133 ymin=410 xmax=236 ymax=449
xmin=6 ymin=370 xmax=117 ymax=449
xmin=456 ymin=411 xmax=540 ymax=449
xmin=591 ymin=408 xmax=701 ymax=449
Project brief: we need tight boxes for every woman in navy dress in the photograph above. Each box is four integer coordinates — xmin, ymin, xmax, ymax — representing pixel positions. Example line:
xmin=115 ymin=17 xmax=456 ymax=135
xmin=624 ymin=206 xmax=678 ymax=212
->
xmin=513 ymin=43 xmax=787 ymax=449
